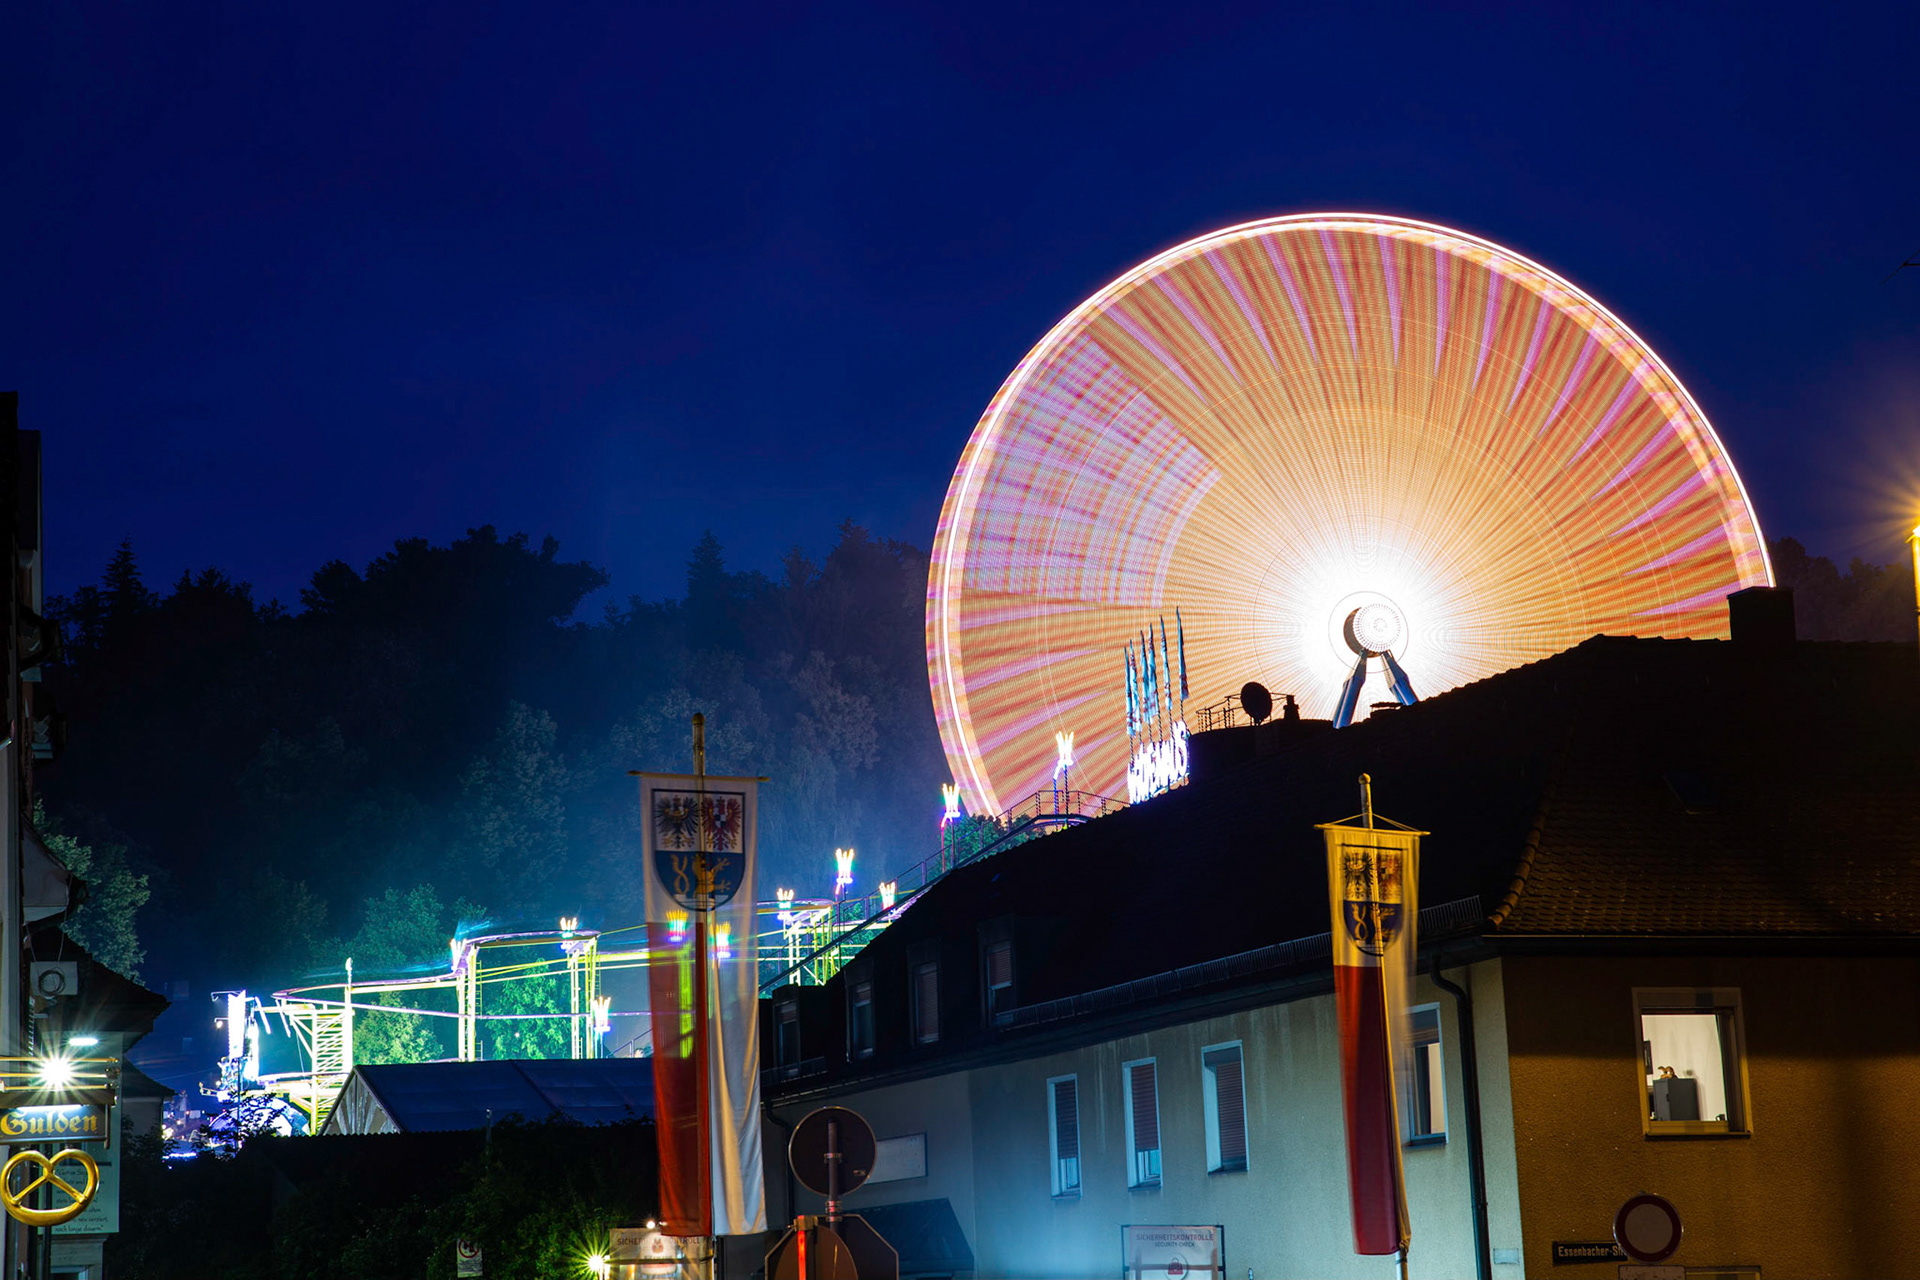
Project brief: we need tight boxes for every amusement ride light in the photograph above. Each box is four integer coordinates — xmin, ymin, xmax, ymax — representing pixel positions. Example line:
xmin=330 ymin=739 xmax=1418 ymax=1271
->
xmin=929 ymin=213 xmax=1772 ymax=813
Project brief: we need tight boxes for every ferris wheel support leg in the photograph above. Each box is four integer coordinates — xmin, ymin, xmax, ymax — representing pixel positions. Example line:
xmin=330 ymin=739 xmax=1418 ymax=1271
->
xmin=1381 ymin=650 xmax=1419 ymax=706
xmin=1333 ymin=652 xmax=1371 ymax=729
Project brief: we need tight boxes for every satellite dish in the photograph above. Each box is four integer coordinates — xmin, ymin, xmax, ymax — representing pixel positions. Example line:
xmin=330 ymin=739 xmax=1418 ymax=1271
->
xmin=789 ymin=1106 xmax=876 ymax=1199
xmin=1239 ymin=682 xmax=1273 ymax=725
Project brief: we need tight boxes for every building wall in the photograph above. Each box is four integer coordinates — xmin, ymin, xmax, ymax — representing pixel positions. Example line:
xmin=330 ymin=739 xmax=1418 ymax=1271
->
xmin=776 ymin=961 xmax=1517 ymax=1280
xmin=1502 ymin=954 xmax=1920 ymax=1279
xmin=772 ymin=1069 xmax=981 ymax=1247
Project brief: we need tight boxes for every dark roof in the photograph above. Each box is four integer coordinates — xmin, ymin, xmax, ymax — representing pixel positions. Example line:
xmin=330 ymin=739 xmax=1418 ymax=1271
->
xmin=330 ymin=1057 xmax=654 ymax=1133
xmin=770 ymin=635 xmax=1920 ymax=1096
xmin=119 ymin=1061 xmax=175 ymax=1101
xmin=1491 ymin=639 xmax=1920 ymax=936
xmin=849 ymin=1199 xmax=974 ymax=1279
xmin=29 ymin=926 xmax=169 ymax=1039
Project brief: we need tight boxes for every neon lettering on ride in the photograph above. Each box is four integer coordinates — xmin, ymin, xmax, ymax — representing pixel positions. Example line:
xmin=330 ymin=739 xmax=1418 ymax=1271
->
xmin=1127 ymin=720 xmax=1190 ymax=802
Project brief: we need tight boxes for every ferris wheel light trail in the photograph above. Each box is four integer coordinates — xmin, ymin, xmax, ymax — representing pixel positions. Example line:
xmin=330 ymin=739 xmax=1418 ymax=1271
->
xmin=928 ymin=213 xmax=1772 ymax=815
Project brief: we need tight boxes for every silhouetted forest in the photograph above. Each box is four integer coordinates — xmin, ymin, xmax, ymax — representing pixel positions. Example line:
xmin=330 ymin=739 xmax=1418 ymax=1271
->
xmin=40 ymin=523 xmax=946 ymax=1001
xmin=36 ymin=527 xmax=1912 ymax=1008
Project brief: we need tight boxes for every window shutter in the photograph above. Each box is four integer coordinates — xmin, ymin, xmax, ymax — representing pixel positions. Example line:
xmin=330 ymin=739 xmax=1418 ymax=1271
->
xmin=915 ymin=964 xmax=939 ymax=1042
xmin=1053 ymin=1077 xmax=1078 ymax=1160
xmin=987 ymin=940 xmax=1012 ymax=988
xmin=1212 ymin=1049 xmax=1246 ymax=1166
xmin=1130 ymin=1061 xmax=1159 ymax=1151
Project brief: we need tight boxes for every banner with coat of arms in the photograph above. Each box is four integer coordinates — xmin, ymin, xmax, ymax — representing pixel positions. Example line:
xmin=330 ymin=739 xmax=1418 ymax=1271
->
xmin=1321 ymin=804 xmax=1424 ymax=1258
xmin=641 ymin=773 xmax=765 ymax=1239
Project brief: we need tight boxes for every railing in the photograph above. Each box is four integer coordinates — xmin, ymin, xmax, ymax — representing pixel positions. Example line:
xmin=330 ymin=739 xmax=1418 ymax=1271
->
xmin=1192 ymin=691 xmax=1294 ymax=732
xmin=756 ymin=786 xmax=1125 ymax=995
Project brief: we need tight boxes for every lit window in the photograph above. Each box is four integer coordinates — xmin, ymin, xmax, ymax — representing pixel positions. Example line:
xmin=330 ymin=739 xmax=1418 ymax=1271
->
xmin=1636 ymin=988 xmax=1749 ymax=1135
xmin=1047 ymin=1074 xmax=1081 ymax=1196
xmin=849 ymin=978 xmax=874 ymax=1059
xmin=984 ymin=940 xmax=1014 ymax=1020
xmin=776 ymin=1002 xmax=799 ymax=1068
xmin=1124 ymin=1058 xmax=1161 ymax=1187
xmin=1202 ymin=1042 xmax=1247 ymax=1172
xmin=913 ymin=962 xmax=940 ymax=1045
xmin=1406 ymin=1005 xmax=1446 ymax=1143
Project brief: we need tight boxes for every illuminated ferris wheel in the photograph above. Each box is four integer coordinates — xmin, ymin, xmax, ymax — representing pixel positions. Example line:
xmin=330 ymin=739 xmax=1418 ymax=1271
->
xmin=928 ymin=213 xmax=1771 ymax=815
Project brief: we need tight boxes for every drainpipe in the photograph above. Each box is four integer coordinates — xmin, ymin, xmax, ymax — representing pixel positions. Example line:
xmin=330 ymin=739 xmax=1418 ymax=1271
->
xmin=1432 ymin=963 xmax=1490 ymax=1280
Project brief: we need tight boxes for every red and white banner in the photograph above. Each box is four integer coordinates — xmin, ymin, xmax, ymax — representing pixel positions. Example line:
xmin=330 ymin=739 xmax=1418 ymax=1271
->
xmin=641 ymin=773 xmax=766 ymax=1238
xmin=1322 ymin=818 xmax=1422 ymax=1256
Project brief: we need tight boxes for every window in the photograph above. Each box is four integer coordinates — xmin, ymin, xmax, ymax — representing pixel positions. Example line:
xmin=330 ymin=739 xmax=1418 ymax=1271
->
xmin=1635 ymin=988 xmax=1750 ymax=1136
xmin=849 ymin=977 xmax=874 ymax=1059
xmin=1406 ymin=1005 xmax=1446 ymax=1143
xmin=912 ymin=962 xmax=940 ymax=1045
xmin=776 ymin=1001 xmax=799 ymax=1067
xmin=1202 ymin=1042 xmax=1247 ymax=1172
xmin=985 ymin=939 xmax=1014 ymax=1020
xmin=1047 ymin=1075 xmax=1081 ymax=1196
xmin=1124 ymin=1058 xmax=1161 ymax=1187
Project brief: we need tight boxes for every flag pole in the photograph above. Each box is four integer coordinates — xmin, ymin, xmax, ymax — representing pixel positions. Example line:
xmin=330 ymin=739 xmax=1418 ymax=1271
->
xmin=1359 ymin=773 xmax=1412 ymax=1278
xmin=692 ymin=715 xmax=715 ymax=1266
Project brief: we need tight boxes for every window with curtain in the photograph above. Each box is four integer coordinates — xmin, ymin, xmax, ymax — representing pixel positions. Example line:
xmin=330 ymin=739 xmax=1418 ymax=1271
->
xmin=849 ymin=977 xmax=874 ymax=1059
xmin=912 ymin=962 xmax=940 ymax=1045
xmin=1202 ymin=1042 xmax=1247 ymax=1172
xmin=1406 ymin=1005 xmax=1446 ymax=1143
xmin=1124 ymin=1058 xmax=1161 ymax=1187
xmin=1047 ymin=1074 xmax=1081 ymax=1196
xmin=1636 ymin=988 xmax=1749 ymax=1135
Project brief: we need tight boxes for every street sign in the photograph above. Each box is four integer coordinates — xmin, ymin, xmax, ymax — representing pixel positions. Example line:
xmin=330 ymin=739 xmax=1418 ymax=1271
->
xmin=789 ymin=1107 xmax=876 ymax=1199
xmin=1553 ymin=1240 xmax=1625 ymax=1264
xmin=455 ymin=1238 xmax=483 ymax=1277
xmin=1613 ymin=1194 xmax=1682 ymax=1264
xmin=612 ymin=1227 xmax=682 ymax=1277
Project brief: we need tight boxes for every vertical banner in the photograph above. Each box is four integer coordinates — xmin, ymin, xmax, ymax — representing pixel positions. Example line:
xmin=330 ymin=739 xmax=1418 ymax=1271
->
xmin=1321 ymin=813 xmax=1423 ymax=1256
xmin=641 ymin=773 xmax=767 ymax=1238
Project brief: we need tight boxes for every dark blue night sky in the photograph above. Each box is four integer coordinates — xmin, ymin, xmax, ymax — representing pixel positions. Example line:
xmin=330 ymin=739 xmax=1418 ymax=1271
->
xmin=6 ymin=2 xmax=1918 ymax=606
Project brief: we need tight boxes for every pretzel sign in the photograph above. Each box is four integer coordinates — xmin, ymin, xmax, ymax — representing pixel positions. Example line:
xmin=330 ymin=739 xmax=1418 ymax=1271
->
xmin=1 ymin=1148 xmax=99 ymax=1226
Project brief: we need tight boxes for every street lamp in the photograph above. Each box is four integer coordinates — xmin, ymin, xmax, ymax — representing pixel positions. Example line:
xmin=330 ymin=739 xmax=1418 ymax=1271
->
xmin=1910 ymin=524 xmax=1920 ymax=648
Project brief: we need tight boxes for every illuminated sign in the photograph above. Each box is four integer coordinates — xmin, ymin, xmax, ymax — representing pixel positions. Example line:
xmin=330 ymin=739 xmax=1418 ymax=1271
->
xmin=0 ymin=1105 xmax=107 ymax=1142
xmin=1127 ymin=720 xmax=1190 ymax=803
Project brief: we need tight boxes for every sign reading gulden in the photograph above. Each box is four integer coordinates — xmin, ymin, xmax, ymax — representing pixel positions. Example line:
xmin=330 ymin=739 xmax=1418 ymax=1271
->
xmin=0 ymin=1105 xmax=107 ymax=1142
xmin=1122 ymin=1225 xmax=1225 ymax=1280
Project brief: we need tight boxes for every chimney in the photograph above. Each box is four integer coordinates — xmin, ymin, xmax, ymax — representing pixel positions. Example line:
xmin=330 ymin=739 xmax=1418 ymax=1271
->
xmin=1728 ymin=586 xmax=1795 ymax=645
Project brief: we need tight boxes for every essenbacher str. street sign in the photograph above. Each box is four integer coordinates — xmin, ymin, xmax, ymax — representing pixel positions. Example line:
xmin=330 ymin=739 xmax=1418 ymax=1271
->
xmin=1553 ymin=1240 xmax=1626 ymax=1264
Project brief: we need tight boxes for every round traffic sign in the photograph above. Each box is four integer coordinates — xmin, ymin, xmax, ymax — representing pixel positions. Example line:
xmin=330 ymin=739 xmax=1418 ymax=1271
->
xmin=788 ymin=1106 xmax=876 ymax=1198
xmin=1614 ymin=1193 xmax=1682 ymax=1263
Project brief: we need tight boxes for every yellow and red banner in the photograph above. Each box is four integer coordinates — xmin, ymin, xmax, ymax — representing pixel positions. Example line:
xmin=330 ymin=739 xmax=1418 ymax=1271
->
xmin=1322 ymin=816 xmax=1422 ymax=1256
xmin=641 ymin=773 xmax=765 ymax=1239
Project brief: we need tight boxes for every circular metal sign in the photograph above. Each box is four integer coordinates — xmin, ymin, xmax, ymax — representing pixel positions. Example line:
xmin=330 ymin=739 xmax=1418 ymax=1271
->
xmin=1614 ymin=1193 xmax=1682 ymax=1263
xmin=788 ymin=1106 xmax=876 ymax=1199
